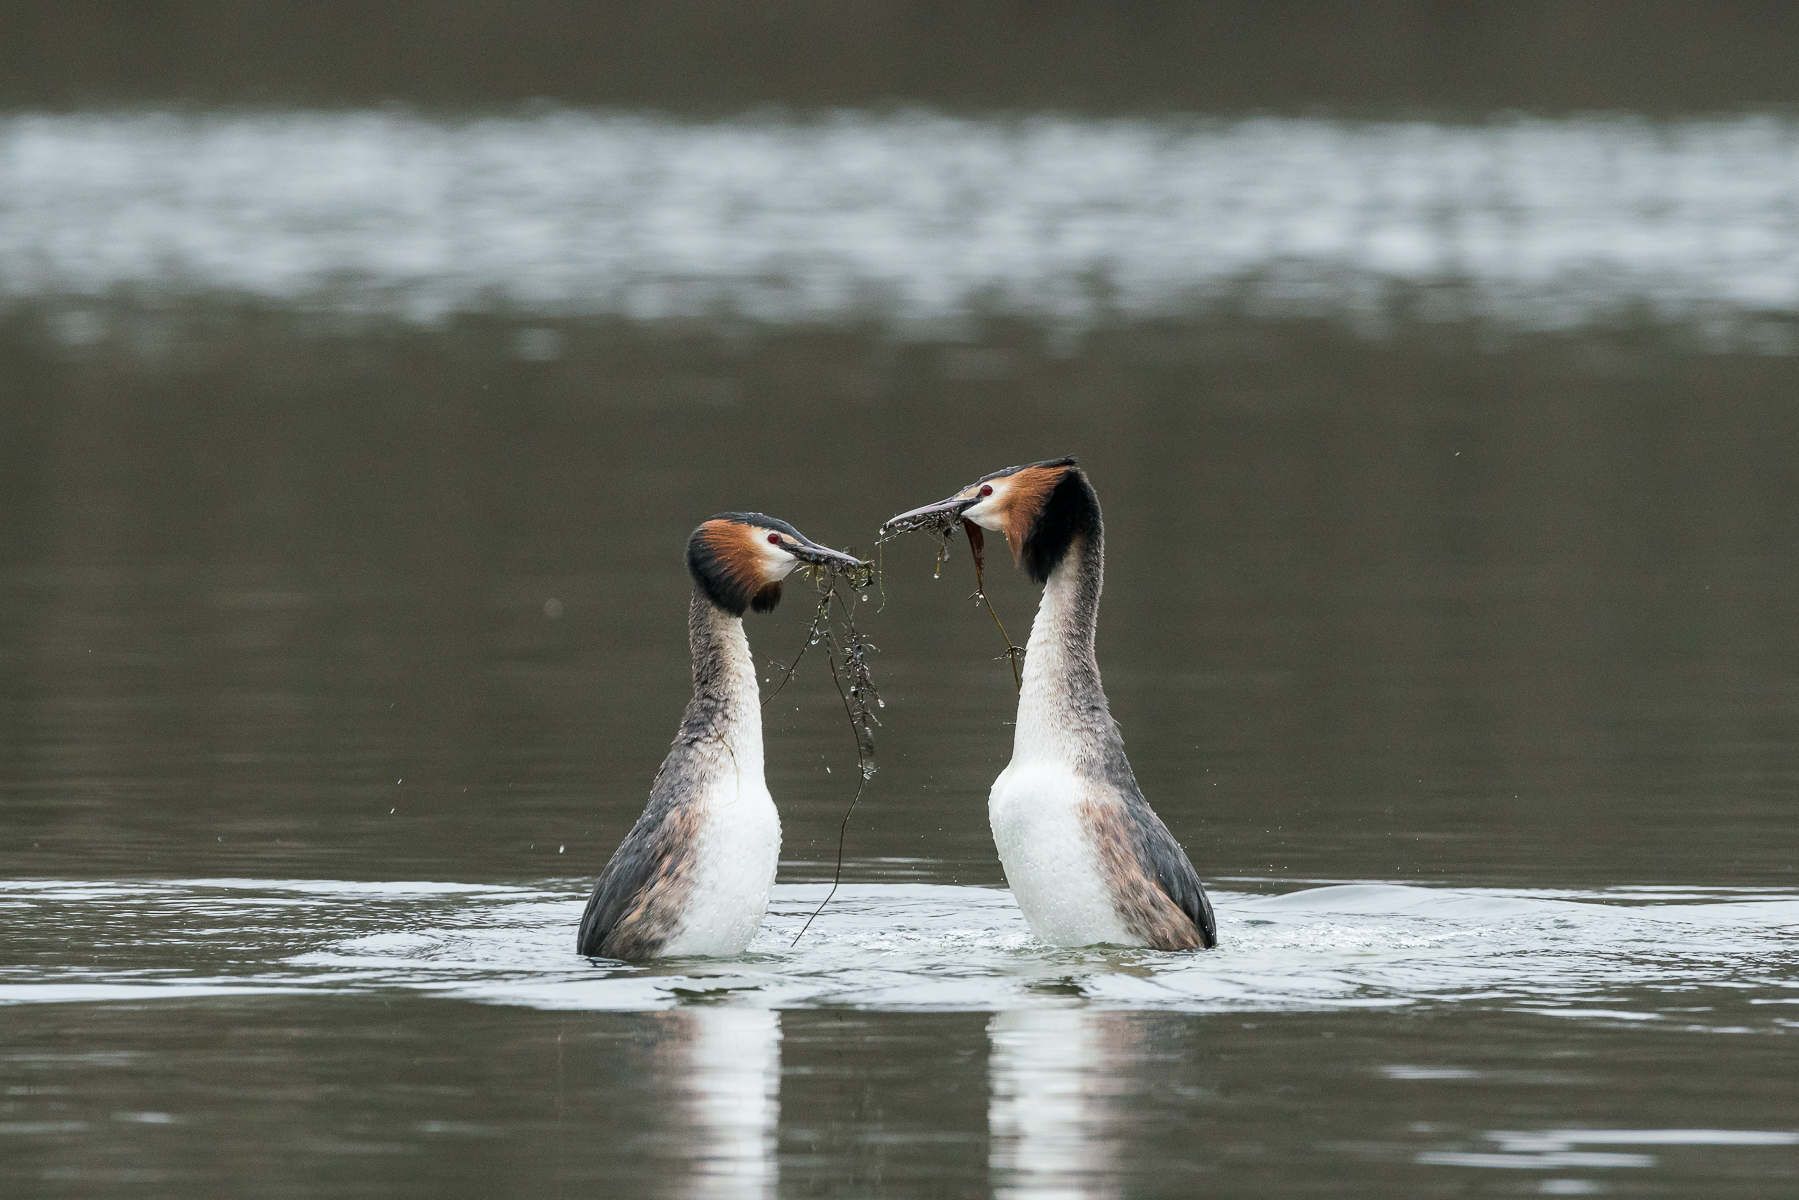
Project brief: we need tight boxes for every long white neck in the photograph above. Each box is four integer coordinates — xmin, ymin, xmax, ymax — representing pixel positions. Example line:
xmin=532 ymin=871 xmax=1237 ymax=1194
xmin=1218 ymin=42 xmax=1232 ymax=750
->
xmin=1011 ymin=533 xmax=1111 ymax=768
xmin=681 ymin=590 xmax=766 ymax=779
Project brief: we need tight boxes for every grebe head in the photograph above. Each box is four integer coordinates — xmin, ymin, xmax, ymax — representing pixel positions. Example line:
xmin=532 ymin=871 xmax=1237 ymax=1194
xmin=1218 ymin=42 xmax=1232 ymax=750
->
xmin=885 ymin=457 xmax=1096 ymax=584
xmin=687 ymin=513 xmax=865 ymax=616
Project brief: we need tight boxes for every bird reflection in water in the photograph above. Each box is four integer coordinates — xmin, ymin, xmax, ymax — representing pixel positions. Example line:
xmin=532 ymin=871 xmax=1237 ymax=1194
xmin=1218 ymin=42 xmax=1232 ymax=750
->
xmin=989 ymin=1008 xmax=1135 ymax=1199
xmin=650 ymin=1007 xmax=782 ymax=1199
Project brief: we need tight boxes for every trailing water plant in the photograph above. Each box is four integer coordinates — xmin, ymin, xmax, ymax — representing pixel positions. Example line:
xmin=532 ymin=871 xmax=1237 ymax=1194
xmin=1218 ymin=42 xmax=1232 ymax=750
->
xmin=764 ymin=554 xmax=880 ymax=946
xmin=879 ymin=509 xmax=1024 ymax=692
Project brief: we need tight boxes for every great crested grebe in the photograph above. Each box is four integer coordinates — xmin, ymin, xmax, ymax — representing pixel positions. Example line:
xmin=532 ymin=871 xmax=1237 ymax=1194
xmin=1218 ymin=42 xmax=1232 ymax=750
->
xmin=886 ymin=459 xmax=1217 ymax=951
xmin=577 ymin=514 xmax=866 ymax=960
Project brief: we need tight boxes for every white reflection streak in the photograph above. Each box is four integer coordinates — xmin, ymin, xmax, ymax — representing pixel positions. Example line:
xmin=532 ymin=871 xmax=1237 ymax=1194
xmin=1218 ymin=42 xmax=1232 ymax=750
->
xmin=664 ymin=1007 xmax=780 ymax=1200
xmin=988 ymin=1009 xmax=1121 ymax=1200
xmin=4 ymin=113 xmax=1799 ymax=330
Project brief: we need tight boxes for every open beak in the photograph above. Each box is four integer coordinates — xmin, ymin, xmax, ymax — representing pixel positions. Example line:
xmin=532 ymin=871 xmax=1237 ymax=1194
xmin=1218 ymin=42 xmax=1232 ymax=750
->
xmin=882 ymin=491 xmax=977 ymax=535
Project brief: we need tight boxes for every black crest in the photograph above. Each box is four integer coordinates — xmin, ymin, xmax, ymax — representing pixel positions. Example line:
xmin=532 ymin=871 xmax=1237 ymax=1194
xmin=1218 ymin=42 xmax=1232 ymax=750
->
xmin=1021 ymin=464 xmax=1101 ymax=584
xmin=980 ymin=455 xmax=1076 ymax=484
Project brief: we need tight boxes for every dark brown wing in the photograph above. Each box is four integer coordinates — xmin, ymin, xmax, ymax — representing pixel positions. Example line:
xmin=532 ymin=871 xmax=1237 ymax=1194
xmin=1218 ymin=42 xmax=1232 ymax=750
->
xmin=576 ymin=753 xmax=701 ymax=959
xmin=1131 ymin=806 xmax=1218 ymax=949
xmin=1090 ymin=762 xmax=1218 ymax=950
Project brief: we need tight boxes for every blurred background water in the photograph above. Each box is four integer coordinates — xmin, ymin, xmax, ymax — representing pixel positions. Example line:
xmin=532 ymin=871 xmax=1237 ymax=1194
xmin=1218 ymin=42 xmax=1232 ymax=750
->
xmin=2 ymin=3 xmax=1797 ymax=1198
xmin=11 ymin=110 xmax=1799 ymax=332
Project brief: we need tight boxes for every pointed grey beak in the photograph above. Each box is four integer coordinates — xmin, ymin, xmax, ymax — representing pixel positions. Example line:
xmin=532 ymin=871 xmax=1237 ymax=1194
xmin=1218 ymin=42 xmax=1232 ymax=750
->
xmin=882 ymin=493 xmax=976 ymax=535
xmin=786 ymin=538 xmax=868 ymax=572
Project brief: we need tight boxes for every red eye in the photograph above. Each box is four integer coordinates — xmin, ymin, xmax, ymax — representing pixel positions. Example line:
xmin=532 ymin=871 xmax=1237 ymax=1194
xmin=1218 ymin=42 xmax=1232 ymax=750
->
xmin=768 ymin=533 xmax=782 ymax=545
xmin=980 ymin=484 xmax=994 ymax=497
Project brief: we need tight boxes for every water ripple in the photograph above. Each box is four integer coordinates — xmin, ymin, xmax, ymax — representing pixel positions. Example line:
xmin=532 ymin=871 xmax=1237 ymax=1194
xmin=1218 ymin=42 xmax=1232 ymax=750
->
xmin=1 ymin=878 xmax=1794 ymax=1021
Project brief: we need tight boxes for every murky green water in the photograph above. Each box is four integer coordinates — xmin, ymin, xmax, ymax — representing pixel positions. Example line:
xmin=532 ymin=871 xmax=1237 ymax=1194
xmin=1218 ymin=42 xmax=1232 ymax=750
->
xmin=4 ymin=31 xmax=1799 ymax=1196
xmin=5 ymin=310 xmax=1795 ymax=1197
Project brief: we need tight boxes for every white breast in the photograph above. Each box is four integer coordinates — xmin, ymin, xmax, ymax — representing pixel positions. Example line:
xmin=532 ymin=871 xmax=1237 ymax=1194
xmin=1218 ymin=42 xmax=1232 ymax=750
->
xmin=662 ymin=772 xmax=782 ymax=957
xmin=990 ymin=553 xmax=1134 ymax=948
xmin=989 ymin=761 xmax=1132 ymax=947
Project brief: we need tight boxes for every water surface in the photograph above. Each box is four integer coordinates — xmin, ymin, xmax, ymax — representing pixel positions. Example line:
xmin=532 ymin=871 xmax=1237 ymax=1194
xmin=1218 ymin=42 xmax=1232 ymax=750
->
xmin=9 ymin=111 xmax=1799 ymax=335
xmin=5 ymin=877 xmax=1798 ymax=1197
xmin=6 ymin=876 xmax=1798 ymax=1020
xmin=4 ymin=101 xmax=1798 ymax=1200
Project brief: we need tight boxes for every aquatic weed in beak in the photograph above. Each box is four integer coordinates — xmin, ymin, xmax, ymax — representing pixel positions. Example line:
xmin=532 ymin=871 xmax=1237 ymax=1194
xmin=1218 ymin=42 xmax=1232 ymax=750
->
xmin=880 ymin=496 xmax=971 ymax=578
xmin=880 ymin=502 xmax=1025 ymax=691
xmin=766 ymin=547 xmax=882 ymax=947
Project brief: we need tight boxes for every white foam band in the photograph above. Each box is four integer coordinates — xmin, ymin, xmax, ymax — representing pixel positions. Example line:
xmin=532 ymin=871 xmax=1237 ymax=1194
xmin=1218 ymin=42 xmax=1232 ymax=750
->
xmin=6 ymin=112 xmax=1799 ymax=333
